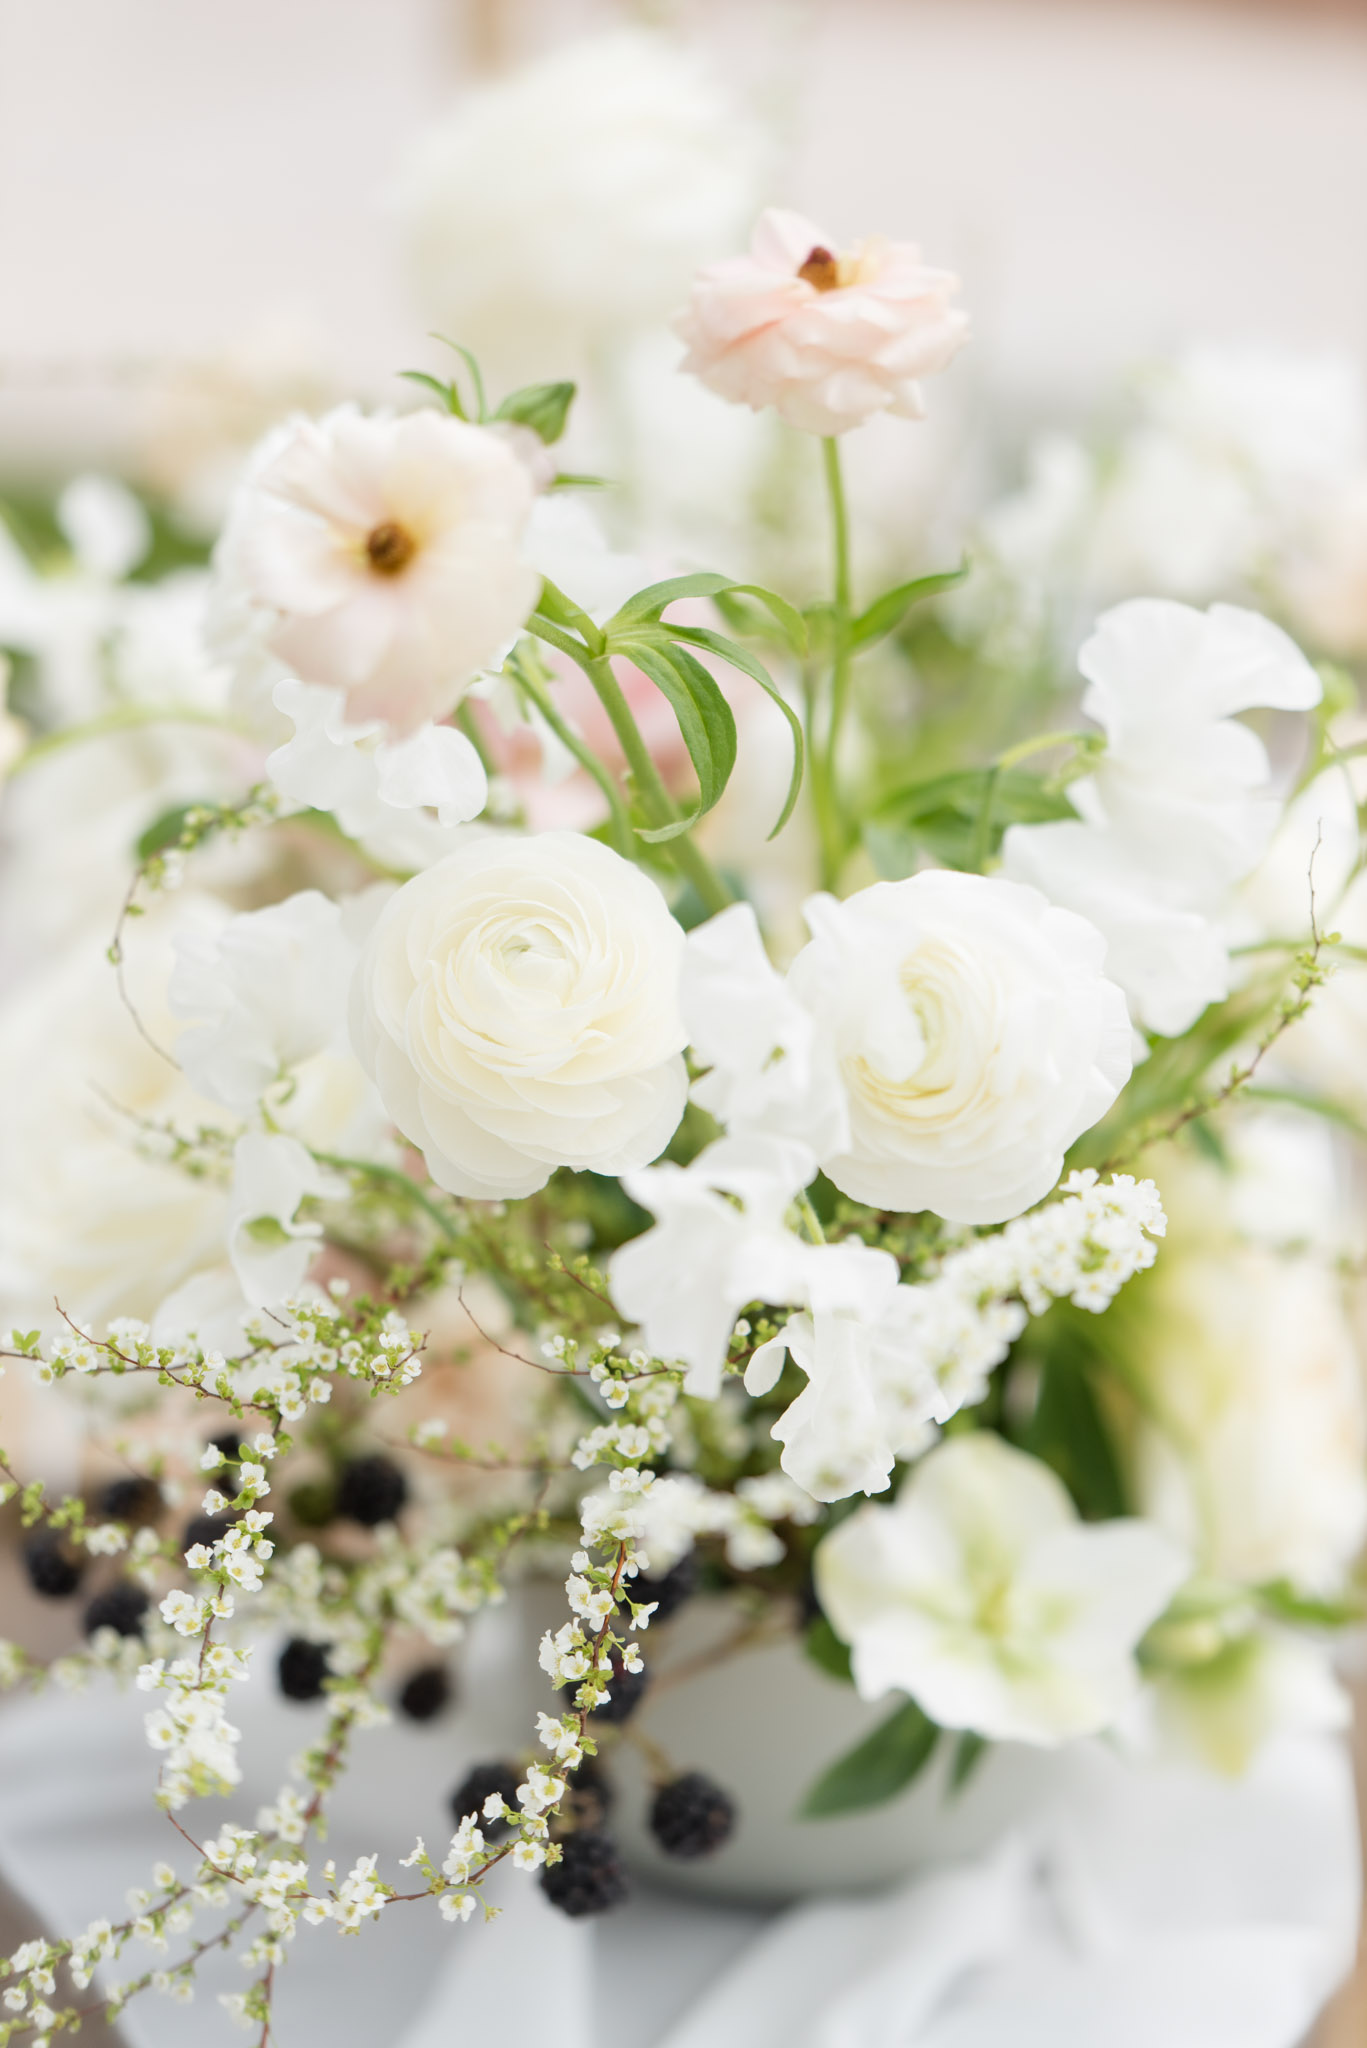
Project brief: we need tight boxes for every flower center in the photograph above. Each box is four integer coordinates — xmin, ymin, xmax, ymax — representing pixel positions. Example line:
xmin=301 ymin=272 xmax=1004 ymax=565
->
xmin=797 ymin=245 xmax=841 ymax=292
xmin=365 ymin=520 xmax=418 ymax=576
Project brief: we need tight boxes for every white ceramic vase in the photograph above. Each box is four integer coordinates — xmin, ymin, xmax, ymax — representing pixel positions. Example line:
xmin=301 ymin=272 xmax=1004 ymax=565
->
xmin=607 ymin=1595 xmax=1071 ymax=1905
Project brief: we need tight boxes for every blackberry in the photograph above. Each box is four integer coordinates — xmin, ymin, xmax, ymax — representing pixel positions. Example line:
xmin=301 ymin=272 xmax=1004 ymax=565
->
xmin=287 ymin=1477 xmax=337 ymax=1528
xmin=336 ymin=1455 xmax=408 ymax=1528
xmin=588 ymin=1653 xmax=648 ymax=1726
xmin=22 ymin=1529 xmax=84 ymax=1599
xmin=540 ymin=1831 xmax=628 ymax=1918
xmin=95 ymin=1475 xmax=162 ymax=1524
xmin=182 ymin=1512 xmax=238 ymax=1555
xmin=83 ymin=1582 xmax=150 ymax=1639
xmin=648 ymin=1772 xmax=736 ymax=1859
xmin=563 ymin=1755 xmax=613 ymax=1832
xmin=631 ymin=1549 xmax=698 ymax=1624
xmin=277 ymin=1637 xmax=330 ymax=1702
xmin=397 ymin=1664 xmax=452 ymax=1722
xmin=450 ymin=1762 xmax=521 ymax=1840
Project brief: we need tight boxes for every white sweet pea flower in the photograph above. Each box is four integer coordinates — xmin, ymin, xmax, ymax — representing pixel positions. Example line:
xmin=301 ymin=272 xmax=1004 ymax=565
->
xmin=212 ymin=404 xmax=539 ymax=736
xmin=351 ymin=831 xmax=688 ymax=1200
xmin=1004 ymin=600 xmax=1322 ymax=1036
xmin=610 ymin=1134 xmax=816 ymax=1397
xmin=816 ymin=1433 xmax=1190 ymax=1745
xmin=681 ymin=902 xmax=849 ymax=1155
xmin=169 ymin=891 xmax=357 ymax=1113
xmin=266 ymin=678 xmax=487 ymax=867
xmin=788 ymin=872 xmax=1132 ymax=1224
xmin=226 ymin=1133 xmax=344 ymax=1307
xmin=746 ymin=1242 xmax=947 ymax=1501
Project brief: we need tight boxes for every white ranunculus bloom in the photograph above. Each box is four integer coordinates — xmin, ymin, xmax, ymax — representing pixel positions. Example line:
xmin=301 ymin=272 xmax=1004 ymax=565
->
xmin=610 ymin=1134 xmax=815 ymax=1399
xmin=1004 ymin=599 xmax=1322 ymax=1035
xmin=788 ymin=872 xmax=1132 ymax=1225
xmin=351 ymin=832 xmax=688 ymax=1200
xmin=816 ymin=1433 xmax=1189 ymax=1745
xmin=212 ymin=405 xmax=539 ymax=738
xmin=396 ymin=30 xmax=766 ymax=384
xmin=169 ymin=890 xmax=359 ymax=1114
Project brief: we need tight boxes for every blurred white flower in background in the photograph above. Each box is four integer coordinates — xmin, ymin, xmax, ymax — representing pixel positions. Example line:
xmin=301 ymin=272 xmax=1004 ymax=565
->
xmin=817 ymin=1432 xmax=1189 ymax=1744
xmin=397 ymin=30 xmax=768 ymax=387
xmin=963 ymin=343 xmax=1367 ymax=661
xmin=0 ymin=899 xmax=234 ymax=1329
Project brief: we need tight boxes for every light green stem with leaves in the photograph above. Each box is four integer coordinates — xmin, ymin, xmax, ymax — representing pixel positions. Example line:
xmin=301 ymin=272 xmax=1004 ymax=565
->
xmin=812 ymin=435 xmax=854 ymax=888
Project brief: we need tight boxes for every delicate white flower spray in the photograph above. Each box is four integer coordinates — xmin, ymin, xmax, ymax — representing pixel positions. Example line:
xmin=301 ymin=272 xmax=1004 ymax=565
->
xmin=0 ymin=87 xmax=1357 ymax=2044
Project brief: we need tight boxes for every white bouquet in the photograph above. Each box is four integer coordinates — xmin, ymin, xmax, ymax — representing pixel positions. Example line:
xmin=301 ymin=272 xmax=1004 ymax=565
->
xmin=0 ymin=116 xmax=1362 ymax=2042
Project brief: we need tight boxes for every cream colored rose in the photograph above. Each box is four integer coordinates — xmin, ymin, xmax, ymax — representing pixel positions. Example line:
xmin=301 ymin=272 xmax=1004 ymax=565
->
xmin=350 ymin=832 xmax=688 ymax=1199
xmin=787 ymin=871 xmax=1132 ymax=1224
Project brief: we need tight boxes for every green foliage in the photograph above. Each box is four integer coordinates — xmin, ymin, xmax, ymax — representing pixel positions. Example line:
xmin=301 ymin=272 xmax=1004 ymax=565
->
xmin=135 ymin=801 xmax=208 ymax=862
xmin=865 ymin=766 xmax=1076 ymax=876
xmin=494 ymin=381 xmax=576 ymax=445
xmin=800 ymin=1696 xmax=940 ymax=1818
xmin=803 ymin=1613 xmax=854 ymax=1685
xmin=948 ymin=1730 xmax=989 ymax=1794
xmin=850 ymin=562 xmax=969 ymax=649
xmin=1013 ymin=1316 xmax=1128 ymax=1521
xmin=589 ymin=574 xmax=807 ymax=841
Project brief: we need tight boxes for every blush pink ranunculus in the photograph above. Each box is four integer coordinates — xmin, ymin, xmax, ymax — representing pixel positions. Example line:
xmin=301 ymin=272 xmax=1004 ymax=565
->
xmin=675 ymin=208 xmax=969 ymax=437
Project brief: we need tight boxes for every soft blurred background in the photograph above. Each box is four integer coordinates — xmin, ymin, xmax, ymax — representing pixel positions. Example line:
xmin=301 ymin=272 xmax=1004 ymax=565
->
xmin=4 ymin=1 xmax=1367 ymax=2038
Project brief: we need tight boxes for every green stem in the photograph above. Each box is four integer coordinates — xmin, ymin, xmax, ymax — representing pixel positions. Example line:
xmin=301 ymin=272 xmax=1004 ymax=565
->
xmin=508 ymin=646 xmax=637 ymax=861
xmin=993 ymin=728 xmax=1090 ymax=773
xmin=819 ymin=436 xmax=854 ymax=887
xmin=311 ymin=1153 xmax=461 ymax=1245
xmin=583 ymin=653 xmax=732 ymax=914
xmin=11 ymin=703 xmax=248 ymax=776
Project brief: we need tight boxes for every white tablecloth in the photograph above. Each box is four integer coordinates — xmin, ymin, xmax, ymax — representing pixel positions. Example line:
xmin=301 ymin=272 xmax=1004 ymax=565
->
xmin=0 ymin=1620 xmax=1356 ymax=2048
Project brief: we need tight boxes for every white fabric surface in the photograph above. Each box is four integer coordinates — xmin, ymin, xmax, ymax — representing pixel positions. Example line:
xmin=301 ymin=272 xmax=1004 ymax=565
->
xmin=0 ymin=1631 xmax=1356 ymax=2048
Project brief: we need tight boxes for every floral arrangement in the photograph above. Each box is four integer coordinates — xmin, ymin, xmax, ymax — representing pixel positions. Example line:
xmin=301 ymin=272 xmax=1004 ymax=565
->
xmin=0 ymin=38 xmax=1365 ymax=2045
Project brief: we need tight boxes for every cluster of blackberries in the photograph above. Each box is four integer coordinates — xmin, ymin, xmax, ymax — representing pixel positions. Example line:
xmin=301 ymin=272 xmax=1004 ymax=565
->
xmin=277 ymin=1637 xmax=330 ymax=1702
xmin=336 ymin=1455 xmax=407 ymax=1528
xmin=447 ymin=1751 xmax=736 ymax=1918
xmin=21 ymin=1530 xmax=149 ymax=1639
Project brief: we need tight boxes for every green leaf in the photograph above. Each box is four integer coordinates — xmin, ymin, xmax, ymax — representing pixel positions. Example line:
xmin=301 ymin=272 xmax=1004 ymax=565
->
xmin=495 ymin=380 xmax=576 ymax=445
xmin=611 ymin=571 xmax=744 ymax=628
xmin=1016 ymin=1322 xmax=1128 ymax=1521
xmin=398 ymin=369 xmax=464 ymax=418
xmin=610 ymin=573 xmax=805 ymax=652
xmin=666 ymin=624 xmax=804 ymax=838
xmin=615 ymin=636 xmax=737 ymax=831
xmin=948 ymin=1730 xmax=989 ymax=1795
xmin=427 ymin=335 xmax=487 ymax=420
xmin=868 ymin=766 xmax=1076 ymax=874
xmin=800 ymin=1698 xmax=939 ymax=1818
xmin=803 ymin=1614 xmax=854 ymax=1685
xmin=851 ymin=562 xmax=969 ymax=648
xmin=1258 ymin=1578 xmax=1366 ymax=1629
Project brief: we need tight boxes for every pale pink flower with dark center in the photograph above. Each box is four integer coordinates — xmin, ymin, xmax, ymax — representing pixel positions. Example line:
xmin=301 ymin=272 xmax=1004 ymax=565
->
xmin=676 ymin=208 xmax=969 ymax=436
xmin=220 ymin=404 xmax=540 ymax=736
